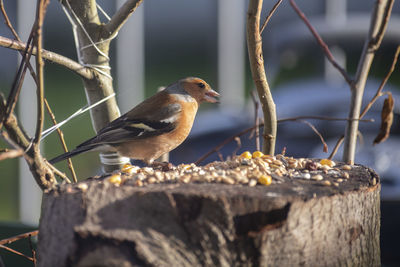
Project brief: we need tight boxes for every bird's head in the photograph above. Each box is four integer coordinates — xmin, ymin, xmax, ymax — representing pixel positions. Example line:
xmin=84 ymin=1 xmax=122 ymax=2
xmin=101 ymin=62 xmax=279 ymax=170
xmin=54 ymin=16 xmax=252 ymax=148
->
xmin=180 ymin=77 xmax=220 ymax=104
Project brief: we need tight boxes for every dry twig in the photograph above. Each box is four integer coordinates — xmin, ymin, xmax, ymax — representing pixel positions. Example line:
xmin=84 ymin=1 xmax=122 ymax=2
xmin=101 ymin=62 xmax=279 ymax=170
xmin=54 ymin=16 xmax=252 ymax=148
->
xmin=0 ymin=36 xmax=93 ymax=80
xmin=328 ymin=135 xmax=345 ymax=160
xmin=33 ymin=0 xmax=50 ymax=144
xmin=105 ymin=0 xmax=144 ymax=38
xmin=260 ymin=0 xmax=282 ymax=34
xmin=195 ymin=114 xmax=373 ymax=165
xmin=44 ymin=99 xmax=77 ymax=182
xmin=28 ymin=234 xmax=37 ymax=267
xmin=195 ymin=125 xmax=259 ymax=165
xmin=298 ymin=120 xmax=328 ymax=153
xmin=360 ymin=45 xmax=400 ymax=119
xmin=250 ymin=90 xmax=261 ymax=151
xmin=3 ymin=35 xmax=35 ymax=125
xmin=1 ymin=0 xmax=76 ymax=181
xmin=0 ymin=244 xmax=34 ymax=262
xmin=279 ymin=116 xmax=373 ymax=123
xmin=0 ymin=229 xmax=38 ymax=262
xmin=0 ymin=148 xmax=23 ymax=161
xmin=0 ymin=230 xmax=39 ymax=246
xmin=289 ymin=0 xmax=353 ymax=86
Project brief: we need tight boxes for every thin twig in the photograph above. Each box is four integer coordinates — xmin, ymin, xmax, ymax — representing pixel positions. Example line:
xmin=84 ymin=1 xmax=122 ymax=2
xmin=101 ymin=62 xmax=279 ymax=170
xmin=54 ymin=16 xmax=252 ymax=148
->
xmin=279 ymin=115 xmax=373 ymax=123
xmin=4 ymin=34 xmax=35 ymax=125
xmin=46 ymin=162 xmax=71 ymax=183
xmin=195 ymin=114 xmax=373 ymax=165
xmin=0 ymin=230 xmax=38 ymax=246
xmin=329 ymin=135 xmax=344 ymax=160
xmin=28 ymin=235 xmax=37 ymax=267
xmin=297 ymin=120 xmax=328 ymax=153
xmin=0 ymin=2 xmax=77 ymax=180
xmin=250 ymin=90 xmax=260 ymax=151
xmin=0 ymin=94 xmax=57 ymax=190
xmin=217 ymin=151 xmax=224 ymax=162
xmin=0 ymin=36 xmax=93 ymax=80
xmin=231 ymin=137 xmax=242 ymax=158
xmin=289 ymin=0 xmax=353 ymax=86
xmin=0 ymin=148 xmax=23 ymax=161
xmin=33 ymin=0 xmax=50 ymax=144
xmin=369 ymin=0 xmax=395 ymax=51
xmin=0 ymin=244 xmax=34 ymax=262
xmin=0 ymin=0 xmax=19 ymax=40
xmin=105 ymin=0 xmax=144 ymax=38
xmin=195 ymin=125 xmax=259 ymax=165
xmin=260 ymin=0 xmax=282 ymax=34
xmin=360 ymin=45 xmax=400 ymax=119
xmin=44 ymin=99 xmax=77 ymax=182
xmin=0 ymin=0 xmax=38 ymax=85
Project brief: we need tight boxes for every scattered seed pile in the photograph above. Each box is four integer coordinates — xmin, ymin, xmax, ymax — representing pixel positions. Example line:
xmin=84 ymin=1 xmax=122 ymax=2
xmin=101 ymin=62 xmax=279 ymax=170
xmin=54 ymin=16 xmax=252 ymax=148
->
xmin=92 ymin=151 xmax=370 ymax=189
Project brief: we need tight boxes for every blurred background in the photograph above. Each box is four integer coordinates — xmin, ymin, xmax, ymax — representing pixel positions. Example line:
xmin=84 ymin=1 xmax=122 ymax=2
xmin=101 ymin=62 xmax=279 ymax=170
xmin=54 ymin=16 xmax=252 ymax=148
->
xmin=0 ymin=0 xmax=399 ymax=266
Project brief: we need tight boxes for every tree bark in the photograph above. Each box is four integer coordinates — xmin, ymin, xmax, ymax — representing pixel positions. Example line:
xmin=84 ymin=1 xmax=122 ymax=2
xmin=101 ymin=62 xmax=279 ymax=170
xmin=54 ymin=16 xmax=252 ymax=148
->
xmin=37 ymin=164 xmax=380 ymax=266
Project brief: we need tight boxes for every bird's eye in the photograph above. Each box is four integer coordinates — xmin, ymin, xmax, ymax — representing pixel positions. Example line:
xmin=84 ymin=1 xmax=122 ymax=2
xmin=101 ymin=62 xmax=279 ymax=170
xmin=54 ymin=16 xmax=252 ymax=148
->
xmin=197 ymin=82 xmax=205 ymax=88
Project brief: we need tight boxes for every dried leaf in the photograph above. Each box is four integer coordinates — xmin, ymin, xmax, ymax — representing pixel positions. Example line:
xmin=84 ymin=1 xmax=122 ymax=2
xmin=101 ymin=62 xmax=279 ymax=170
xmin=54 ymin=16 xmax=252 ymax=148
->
xmin=373 ymin=93 xmax=394 ymax=144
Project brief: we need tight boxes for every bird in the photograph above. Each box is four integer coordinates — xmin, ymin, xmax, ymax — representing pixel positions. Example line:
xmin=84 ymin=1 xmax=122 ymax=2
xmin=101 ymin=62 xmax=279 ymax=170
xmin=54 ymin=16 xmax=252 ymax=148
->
xmin=49 ymin=77 xmax=219 ymax=166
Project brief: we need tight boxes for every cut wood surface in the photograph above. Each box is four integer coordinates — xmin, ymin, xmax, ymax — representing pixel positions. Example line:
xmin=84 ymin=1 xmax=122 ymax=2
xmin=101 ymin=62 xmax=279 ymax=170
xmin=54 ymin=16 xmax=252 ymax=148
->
xmin=37 ymin=160 xmax=380 ymax=267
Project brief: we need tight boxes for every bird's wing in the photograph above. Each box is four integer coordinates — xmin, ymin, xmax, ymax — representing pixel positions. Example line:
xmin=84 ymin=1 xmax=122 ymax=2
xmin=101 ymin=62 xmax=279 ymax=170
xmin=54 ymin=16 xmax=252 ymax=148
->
xmin=77 ymin=103 xmax=182 ymax=148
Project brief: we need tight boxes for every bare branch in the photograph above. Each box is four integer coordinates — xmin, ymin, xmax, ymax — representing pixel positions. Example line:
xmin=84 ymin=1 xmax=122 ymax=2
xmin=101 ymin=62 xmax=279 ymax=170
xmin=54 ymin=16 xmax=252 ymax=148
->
xmin=46 ymin=162 xmax=71 ymax=183
xmin=0 ymin=244 xmax=34 ymax=262
xmin=3 ymin=35 xmax=35 ymax=127
xmin=289 ymin=0 xmax=353 ymax=86
xmin=250 ymin=90 xmax=260 ymax=151
xmin=298 ymin=120 xmax=328 ymax=153
xmin=44 ymin=99 xmax=77 ymax=182
xmin=260 ymin=0 xmax=282 ymax=34
xmin=195 ymin=115 xmax=373 ymax=165
xmin=33 ymin=0 xmax=50 ymax=144
xmin=247 ymin=0 xmax=277 ymax=155
xmin=1 ymin=3 xmax=77 ymax=181
xmin=28 ymin=235 xmax=37 ymax=267
xmin=0 ymin=0 xmax=19 ymax=40
xmin=328 ymin=135 xmax=345 ymax=160
xmin=279 ymin=115 xmax=373 ymax=123
xmin=343 ymin=0 xmax=395 ymax=164
xmin=0 ymin=94 xmax=57 ymax=189
xmin=195 ymin=124 xmax=259 ymax=165
xmin=0 ymin=36 xmax=93 ymax=79
xmin=0 ymin=230 xmax=39 ymax=246
xmin=104 ymin=0 xmax=144 ymax=38
xmin=0 ymin=230 xmax=38 ymax=263
xmin=1 ymin=0 xmax=39 ymax=87
xmin=0 ymin=148 xmax=23 ymax=161
xmin=360 ymin=45 xmax=400 ymax=119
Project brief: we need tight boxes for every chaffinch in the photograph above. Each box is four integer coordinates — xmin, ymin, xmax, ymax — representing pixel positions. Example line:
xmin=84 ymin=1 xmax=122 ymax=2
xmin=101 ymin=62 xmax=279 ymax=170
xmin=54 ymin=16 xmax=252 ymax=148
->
xmin=49 ymin=77 xmax=219 ymax=165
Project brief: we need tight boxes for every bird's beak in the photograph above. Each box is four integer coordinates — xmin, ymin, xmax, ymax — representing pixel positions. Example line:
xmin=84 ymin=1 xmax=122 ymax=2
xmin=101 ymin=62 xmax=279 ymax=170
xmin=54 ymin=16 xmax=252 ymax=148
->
xmin=204 ymin=89 xmax=220 ymax=103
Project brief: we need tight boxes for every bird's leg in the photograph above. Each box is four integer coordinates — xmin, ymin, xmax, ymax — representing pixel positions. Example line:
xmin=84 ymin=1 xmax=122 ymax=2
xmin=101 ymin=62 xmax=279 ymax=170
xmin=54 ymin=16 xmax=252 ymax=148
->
xmin=150 ymin=161 xmax=174 ymax=171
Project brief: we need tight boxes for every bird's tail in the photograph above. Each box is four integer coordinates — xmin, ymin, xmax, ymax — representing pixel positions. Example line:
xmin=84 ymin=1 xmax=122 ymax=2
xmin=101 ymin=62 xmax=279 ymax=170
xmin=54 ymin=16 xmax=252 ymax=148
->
xmin=48 ymin=145 xmax=98 ymax=164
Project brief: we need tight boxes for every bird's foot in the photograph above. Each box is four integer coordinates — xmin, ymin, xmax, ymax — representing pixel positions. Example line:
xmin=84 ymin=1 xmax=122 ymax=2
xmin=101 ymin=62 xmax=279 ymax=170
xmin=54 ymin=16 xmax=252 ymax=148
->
xmin=150 ymin=161 xmax=174 ymax=171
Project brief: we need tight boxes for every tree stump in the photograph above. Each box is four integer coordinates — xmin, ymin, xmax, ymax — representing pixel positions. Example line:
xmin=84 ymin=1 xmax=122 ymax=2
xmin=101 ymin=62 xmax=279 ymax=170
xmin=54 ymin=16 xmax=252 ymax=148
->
xmin=36 ymin=159 xmax=380 ymax=267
